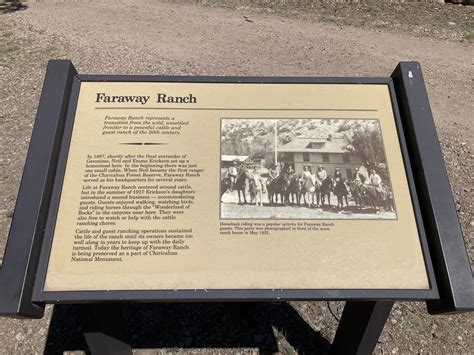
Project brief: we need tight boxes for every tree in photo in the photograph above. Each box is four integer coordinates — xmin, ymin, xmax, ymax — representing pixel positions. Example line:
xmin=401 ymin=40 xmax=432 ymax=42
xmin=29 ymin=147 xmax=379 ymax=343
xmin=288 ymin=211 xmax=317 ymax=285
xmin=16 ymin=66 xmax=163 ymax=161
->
xmin=344 ymin=123 xmax=390 ymax=183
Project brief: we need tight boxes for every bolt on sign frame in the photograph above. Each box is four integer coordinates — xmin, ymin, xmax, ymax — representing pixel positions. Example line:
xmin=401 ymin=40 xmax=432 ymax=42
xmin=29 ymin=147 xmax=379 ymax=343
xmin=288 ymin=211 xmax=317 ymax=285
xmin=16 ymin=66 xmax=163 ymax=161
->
xmin=0 ymin=61 xmax=471 ymax=327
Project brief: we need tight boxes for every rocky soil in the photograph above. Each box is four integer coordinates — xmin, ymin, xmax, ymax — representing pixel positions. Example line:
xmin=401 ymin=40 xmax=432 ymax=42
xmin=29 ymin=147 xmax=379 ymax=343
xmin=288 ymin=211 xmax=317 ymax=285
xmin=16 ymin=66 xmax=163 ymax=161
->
xmin=0 ymin=0 xmax=472 ymax=353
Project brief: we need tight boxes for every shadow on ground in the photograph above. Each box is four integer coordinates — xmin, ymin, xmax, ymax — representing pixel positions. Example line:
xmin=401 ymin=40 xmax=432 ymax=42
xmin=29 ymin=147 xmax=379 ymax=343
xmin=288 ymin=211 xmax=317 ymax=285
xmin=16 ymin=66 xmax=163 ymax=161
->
xmin=0 ymin=2 xmax=27 ymax=14
xmin=45 ymin=302 xmax=331 ymax=354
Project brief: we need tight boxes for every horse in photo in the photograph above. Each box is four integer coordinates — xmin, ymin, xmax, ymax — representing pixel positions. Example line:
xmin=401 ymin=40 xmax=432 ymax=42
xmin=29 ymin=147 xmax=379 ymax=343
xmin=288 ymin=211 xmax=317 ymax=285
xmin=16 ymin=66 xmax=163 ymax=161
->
xmin=349 ymin=179 xmax=365 ymax=209
xmin=302 ymin=174 xmax=320 ymax=208
xmin=287 ymin=175 xmax=304 ymax=206
xmin=267 ymin=172 xmax=290 ymax=205
xmin=220 ymin=176 xmax=231 ymax=200
xmin=383 ymin=185 xmax=395 ymax=212
xmin=318 ymin=176 xmax=334 ymax=207
xmin=362 ymin=183 xmax=391 ymax=213
xmin=333 ymin=177 xmax=350 ymax=210
xmin=234 ymin=170 xmax=250 ymax=205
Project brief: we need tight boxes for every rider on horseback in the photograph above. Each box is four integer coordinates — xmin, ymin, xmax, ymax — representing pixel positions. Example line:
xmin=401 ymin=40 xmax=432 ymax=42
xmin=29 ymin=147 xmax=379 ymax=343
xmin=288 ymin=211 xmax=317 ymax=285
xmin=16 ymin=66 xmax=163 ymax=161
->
xmin=354 ymin=172 xmax=363 ymax=186
xmin=252 ymin=165 xmax=261 ymax=178
xmin=316 ymin=165 xmax=327 ymax=182
xmin=287 ymin=164 xmax=295 ymax=175
xmin=301 ymin=166 xmax=312 ymax=181
xmin=269 ymin=164 xmax=279 ymax=180
xmin=369 ymin=169 xmax=383 ymax=193
xmin=249 ymin=165 xmax=265 ymax=206
xmin=228 ymin=161 xmax=240 ymax=192
xmin=357 ymin=165 xmax=369 ymax=183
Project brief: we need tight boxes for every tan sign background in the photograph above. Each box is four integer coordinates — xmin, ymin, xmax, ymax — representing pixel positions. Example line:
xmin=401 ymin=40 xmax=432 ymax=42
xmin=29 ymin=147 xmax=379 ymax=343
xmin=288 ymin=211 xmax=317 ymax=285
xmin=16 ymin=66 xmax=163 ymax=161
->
xmin=44 ymin=82 xmax=430 ymax=291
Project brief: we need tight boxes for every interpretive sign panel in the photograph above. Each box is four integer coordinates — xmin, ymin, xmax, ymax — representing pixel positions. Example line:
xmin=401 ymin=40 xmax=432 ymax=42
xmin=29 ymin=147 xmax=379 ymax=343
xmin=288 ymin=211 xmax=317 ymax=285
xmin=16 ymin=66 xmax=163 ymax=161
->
xmin=38 ymin=80 xmax=432 ymax=294
xmin=2 ymin=60 xmax=472 ymax=321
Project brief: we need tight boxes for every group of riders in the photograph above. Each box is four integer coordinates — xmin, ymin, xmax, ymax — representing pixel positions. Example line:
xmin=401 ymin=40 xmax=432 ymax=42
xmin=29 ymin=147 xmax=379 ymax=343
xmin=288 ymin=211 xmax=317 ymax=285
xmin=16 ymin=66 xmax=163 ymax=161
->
xmin=222 ymin=160 xmax=393 ymax=213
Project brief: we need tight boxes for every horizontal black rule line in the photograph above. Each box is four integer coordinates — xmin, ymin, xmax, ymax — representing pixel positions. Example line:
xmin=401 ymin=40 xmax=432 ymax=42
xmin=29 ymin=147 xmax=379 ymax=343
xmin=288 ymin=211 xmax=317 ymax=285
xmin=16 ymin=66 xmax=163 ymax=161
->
xmin=95 ymin=107 xmax=378 ymax=112
xmin=119 ymin=143 xmax=167 ymax=145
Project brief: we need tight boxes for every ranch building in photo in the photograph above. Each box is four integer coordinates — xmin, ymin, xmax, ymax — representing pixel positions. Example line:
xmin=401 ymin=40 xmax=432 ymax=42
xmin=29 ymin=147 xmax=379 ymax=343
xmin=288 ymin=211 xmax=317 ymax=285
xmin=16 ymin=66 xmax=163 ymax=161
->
xmin=221 ymin=155 xmax=254 ymax=168
xmin=278 ymin=135 xmax=362 ymax=178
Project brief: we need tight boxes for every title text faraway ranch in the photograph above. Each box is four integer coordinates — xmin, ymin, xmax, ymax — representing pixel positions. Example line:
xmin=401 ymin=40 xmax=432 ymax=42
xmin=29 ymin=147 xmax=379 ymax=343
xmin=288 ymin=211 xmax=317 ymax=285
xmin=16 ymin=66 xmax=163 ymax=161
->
xmin=95 ymin=93 xmax=197 ymax=104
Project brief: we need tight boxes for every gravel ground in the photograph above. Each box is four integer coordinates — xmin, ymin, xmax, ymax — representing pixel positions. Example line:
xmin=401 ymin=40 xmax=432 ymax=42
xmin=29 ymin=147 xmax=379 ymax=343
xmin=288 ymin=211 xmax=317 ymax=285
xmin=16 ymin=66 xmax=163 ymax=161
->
xmin=191 ymin=0 xmax=474 ymax=42
xmin=0 ymin=0 xmax=472 ymax=353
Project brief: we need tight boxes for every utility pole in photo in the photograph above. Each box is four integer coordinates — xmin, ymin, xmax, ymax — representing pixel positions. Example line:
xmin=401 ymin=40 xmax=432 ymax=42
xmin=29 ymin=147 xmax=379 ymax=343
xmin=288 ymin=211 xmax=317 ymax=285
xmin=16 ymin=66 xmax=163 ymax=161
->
xmin=274 ymin=119 xmax=278 ymax=167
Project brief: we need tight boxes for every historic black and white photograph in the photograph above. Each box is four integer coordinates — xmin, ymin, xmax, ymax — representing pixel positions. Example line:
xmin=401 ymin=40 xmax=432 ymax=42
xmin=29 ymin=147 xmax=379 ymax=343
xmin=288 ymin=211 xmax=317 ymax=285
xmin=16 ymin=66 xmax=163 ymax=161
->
xmin=220 ymin=119 xmax=397 ymax=219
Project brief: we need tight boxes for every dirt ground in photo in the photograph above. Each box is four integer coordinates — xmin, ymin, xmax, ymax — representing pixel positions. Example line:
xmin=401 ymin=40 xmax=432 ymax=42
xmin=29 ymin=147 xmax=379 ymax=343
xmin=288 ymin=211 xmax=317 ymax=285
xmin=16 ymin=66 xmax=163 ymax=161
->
xmin=0 ymin=0 xmax=472 ymax=353
xmin=220 ymin=188 xmax=397 ymax=219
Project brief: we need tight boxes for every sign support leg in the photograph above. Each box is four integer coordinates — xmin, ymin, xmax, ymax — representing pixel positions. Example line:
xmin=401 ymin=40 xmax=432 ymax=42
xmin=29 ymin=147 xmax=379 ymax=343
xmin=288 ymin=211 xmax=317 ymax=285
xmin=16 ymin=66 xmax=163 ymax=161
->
xmin=0 ymin=60 xmax=76 ymax=318
xmin=330 ymin=301 xmax=393 ymax=355
xmin=78 ymin=304 xmax=133 ymax=355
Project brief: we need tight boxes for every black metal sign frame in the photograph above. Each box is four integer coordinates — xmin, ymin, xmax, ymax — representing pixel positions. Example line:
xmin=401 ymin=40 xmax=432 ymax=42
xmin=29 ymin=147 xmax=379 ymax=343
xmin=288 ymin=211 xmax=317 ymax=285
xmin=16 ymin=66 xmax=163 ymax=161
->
xmin=0 ymin=60 xmax=471 ymax=319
